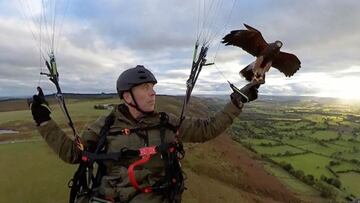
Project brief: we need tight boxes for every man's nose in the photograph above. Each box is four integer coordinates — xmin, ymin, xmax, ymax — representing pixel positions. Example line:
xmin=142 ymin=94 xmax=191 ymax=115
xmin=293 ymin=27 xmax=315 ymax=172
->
xmin=150 ymin=88 xmax=156 ymax=96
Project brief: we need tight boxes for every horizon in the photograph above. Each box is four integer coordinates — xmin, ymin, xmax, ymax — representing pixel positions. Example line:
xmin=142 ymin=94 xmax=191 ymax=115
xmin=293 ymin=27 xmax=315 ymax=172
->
xmin=1 ymin=91 xmax=358 ymax=101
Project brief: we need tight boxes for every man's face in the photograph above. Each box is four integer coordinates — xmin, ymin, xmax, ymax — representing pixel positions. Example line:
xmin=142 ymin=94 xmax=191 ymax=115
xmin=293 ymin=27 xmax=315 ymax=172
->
xmin=127 ymin=82 xmax=156 ymax=112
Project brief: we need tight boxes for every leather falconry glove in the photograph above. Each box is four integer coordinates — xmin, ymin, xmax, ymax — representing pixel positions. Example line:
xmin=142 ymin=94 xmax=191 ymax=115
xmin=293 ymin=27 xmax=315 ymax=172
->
xmin=230 ymin=81 xmax=260 ymax=108
xmin=30 ymin=94 xmax=51 ymax=126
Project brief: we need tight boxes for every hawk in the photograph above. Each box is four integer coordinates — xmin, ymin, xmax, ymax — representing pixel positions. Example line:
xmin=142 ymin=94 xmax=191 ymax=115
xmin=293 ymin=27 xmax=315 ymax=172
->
xmin=222 ymin=24 xmax=301 ymax=84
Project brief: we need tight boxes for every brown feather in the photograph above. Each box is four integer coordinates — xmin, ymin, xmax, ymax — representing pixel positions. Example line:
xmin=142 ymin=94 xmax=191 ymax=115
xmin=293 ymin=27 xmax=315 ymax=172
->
xmin=272 ymin=52 xmax=301 ymax=77
xmin=222 ymin=24 xmax=268 ymax=57
xmin=240 ymin=63 xmax=254 ymax=81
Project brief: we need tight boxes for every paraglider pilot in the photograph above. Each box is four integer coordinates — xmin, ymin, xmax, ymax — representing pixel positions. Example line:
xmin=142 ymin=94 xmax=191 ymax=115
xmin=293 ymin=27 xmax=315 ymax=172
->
xmin=30 ymin=63 xmax=267 ymax=203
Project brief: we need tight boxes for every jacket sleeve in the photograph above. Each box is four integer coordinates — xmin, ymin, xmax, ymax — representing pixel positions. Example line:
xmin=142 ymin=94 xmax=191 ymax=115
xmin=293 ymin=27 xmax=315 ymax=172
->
xmin=37 ymin=116 xmax=106 ymax=164
xmin=179 ymin=101 xmax=242 ymax=143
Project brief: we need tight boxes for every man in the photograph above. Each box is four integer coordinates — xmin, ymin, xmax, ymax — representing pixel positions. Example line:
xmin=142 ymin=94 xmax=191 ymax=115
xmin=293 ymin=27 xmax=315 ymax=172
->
xmin=31 ymin=64 xmax=262 ymax=203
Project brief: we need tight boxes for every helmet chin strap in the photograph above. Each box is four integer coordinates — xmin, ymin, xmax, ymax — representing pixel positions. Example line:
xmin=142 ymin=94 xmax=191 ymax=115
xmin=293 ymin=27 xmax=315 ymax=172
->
xmin=125 ymin=90 xmax=154 ymax=116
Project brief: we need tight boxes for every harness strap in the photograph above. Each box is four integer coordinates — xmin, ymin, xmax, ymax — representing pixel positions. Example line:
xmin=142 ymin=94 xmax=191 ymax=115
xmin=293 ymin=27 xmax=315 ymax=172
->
xmin=86 ymin=114 xmax=116 ymax=190
xmin=69 ymin=113 xmax=115 ymax=203
xmin=128 ymin=146 xmax=158 ymax=193
xmin=159 ymin=112 xmax=168 ymax=152
xmin=68 ymin=163 xmax=89 ymax=203
xmin=108 ymin=123 xmax=177 ymax=136
xmin=128 ymin=112 xmax=184 ymax=202
xmin=127 ymin=143 xmax=181 ymax=193
xmin=81 ymin=150 xmax=137 ymax=161
xmin=126 ymin=90 xmax=154 ymax=115
xmin=159 ymin=113 xmax=172 ymax=199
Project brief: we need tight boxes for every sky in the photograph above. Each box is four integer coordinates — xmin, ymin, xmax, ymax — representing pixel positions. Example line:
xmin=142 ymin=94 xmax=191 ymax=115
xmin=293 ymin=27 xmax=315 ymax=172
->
xmin=0 ymin=0 xmax=360 ymax=100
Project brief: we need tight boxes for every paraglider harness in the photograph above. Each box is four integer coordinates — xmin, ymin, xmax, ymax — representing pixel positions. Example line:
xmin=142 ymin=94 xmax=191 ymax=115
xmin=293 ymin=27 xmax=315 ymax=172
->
xmin=68 ymin=111 xmax=185 ymax=203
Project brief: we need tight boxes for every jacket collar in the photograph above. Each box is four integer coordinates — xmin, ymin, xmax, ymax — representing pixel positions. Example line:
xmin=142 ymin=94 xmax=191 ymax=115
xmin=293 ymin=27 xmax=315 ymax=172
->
xmin=115 ymin=104 xmax=160 ymax=126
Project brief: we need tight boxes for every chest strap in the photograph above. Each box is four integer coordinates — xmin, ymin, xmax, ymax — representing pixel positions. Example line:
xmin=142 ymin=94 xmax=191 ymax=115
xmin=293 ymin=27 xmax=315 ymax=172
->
xmin=108 ymin=112 xmax=176 ymax=139
xmin=108 ymin=123 xmax=177 ymax=136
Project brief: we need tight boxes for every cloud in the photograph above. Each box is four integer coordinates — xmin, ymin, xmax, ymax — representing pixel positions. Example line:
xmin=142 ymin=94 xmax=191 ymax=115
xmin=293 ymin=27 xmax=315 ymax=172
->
xmin=1 ymin=0 xmax=360 ymax=99
xmin=0 ymin=16 xmax=139 ymax=96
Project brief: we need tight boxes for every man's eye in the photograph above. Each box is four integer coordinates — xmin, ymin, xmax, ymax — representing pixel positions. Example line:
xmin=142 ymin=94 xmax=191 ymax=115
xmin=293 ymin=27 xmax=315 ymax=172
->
xmin=142 ymin=85 xmax=149 ymax=90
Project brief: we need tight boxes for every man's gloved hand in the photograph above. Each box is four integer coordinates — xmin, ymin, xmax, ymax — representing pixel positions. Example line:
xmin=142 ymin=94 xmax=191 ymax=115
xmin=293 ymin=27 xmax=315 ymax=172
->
xmin=230 ymin=82 xmax=260 ymax=108
xmin=30 ymin=94 xmax=51 ymax=126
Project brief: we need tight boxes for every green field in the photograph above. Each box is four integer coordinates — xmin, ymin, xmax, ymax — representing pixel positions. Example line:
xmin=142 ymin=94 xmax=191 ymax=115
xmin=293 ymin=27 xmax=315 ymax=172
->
xmin=326 ymin=143 xmax=353 ymax=153
xmin=338 ymin=172 xmax=360 ymax=197
xmin=331 ymin=140 xmax=360 ymax=148
xmin=263 ymin=162 xmax=320 ymax=196
xmin=272 ymin=154 xmax=334 ymax=179
xmin=282 ymin=138 xmax=313 ymax=146
xmin=240 ymin=138 xmax=279 ymax=146
xmin=297 ymin=143 xmax=341 ymax=155
xmin=0 ymin=141 xmax=76 ymax=202
xmin=330 ymin=162 xmax=360 ymax=172
xmin=252 ymin=145 xmax=304 ymax=156
xmin=338 ymin=151 xmax=360 ymax=162
xmin=309 ymin=130 xmax=339 ymax=141
xmin=232 ymin=98 xmax=360 ymax=200
xmin=271 ymin=120 xmax=311 ymax=131
xmin=0 ymin=98 xmax=116 ymax=124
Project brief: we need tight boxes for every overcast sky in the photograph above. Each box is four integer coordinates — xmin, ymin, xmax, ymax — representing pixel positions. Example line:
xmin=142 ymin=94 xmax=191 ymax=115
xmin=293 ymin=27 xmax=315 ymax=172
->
xmin=0 ymin=0 xmax=360 ymax=99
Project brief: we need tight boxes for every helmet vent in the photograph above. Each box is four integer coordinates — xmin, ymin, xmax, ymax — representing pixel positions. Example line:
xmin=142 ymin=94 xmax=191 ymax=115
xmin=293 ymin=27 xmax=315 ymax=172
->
xmin=138 ymin=70 xmax=145 ymax=73
xmin=139 ymin=76 xmax=147 ymax=79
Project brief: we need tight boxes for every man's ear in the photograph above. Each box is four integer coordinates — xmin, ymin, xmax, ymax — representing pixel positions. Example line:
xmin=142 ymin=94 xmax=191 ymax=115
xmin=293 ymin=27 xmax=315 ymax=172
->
xmin=123 ymin=91 xmax=132 ymax=104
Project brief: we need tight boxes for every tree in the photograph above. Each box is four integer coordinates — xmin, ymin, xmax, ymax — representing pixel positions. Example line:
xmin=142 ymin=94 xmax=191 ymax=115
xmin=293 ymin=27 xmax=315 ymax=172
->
xmin=284 ymin=150 xmax=292 ymax=156
xmin=294 ymin=170 xmax=305 ymax=179
xmin=316 ymin=182 xmax=334 ymax=198
xmin=329 ymin=160 xmax=339 ymax=166
xmin=320 ymin=175 xmax=327 ymax=181
xmin=304 ymin=174 xmax=315 ymax=185
xmin=331 ymin=178 xmax=341 ymax=189
xmin=283 ymin=163 xmax=293 ymax=171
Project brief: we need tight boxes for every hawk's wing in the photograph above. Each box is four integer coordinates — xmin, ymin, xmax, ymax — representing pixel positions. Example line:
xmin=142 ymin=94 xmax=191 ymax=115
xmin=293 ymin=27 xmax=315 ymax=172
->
xmin=272 ymin=52 xmax=301 ymax=77
xmin=222 ymin=24 xmax=268 ymax=57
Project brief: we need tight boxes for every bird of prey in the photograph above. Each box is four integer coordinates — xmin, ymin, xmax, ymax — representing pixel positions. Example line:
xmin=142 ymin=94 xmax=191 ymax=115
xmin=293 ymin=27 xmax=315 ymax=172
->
xmin=222 ymin=24 xmax=301 ymax=84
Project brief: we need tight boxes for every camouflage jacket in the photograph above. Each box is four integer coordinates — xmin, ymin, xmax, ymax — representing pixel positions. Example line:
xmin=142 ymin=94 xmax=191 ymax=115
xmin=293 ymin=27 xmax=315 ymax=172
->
xmin=38 ymin=101 xmax=242 ymax=202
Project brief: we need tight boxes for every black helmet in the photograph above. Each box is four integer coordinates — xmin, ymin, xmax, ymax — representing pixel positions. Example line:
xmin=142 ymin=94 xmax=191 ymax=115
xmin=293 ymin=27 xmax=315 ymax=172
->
xmin=117 ymin=65 xmax=157 ymax=99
